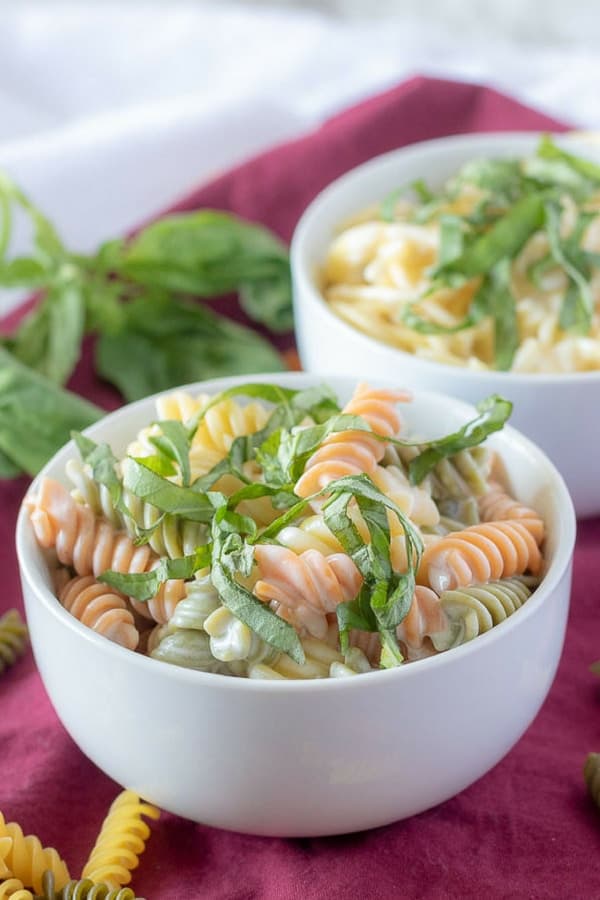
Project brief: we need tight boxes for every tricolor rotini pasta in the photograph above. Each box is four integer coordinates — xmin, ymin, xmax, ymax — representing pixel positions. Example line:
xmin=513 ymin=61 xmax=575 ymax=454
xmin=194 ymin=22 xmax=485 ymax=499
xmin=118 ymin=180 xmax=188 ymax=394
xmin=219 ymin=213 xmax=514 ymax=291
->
xmin=24 ymin=380 xmax=546 ymax=678
xmin=0 ymin=610 xmax=28 ymax=676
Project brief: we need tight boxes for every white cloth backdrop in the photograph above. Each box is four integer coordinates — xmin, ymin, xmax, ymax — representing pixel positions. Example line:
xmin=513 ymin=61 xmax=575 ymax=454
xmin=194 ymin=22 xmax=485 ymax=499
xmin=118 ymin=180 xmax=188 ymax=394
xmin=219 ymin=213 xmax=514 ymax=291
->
xmin=1 ymin=1 xmax=599 ymax=313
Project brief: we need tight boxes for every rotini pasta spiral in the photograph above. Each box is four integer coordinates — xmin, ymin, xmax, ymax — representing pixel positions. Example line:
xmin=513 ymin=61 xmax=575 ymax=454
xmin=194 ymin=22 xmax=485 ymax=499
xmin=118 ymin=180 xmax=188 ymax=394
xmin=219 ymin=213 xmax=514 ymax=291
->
xmin=418 ymin=521 xmax=543 ymax=594
xmin=33 ymin=870 xmax=140 ymax=899
xmin=188 ymin=397 xmax=269 ymax=479
xmin=248 ymin=636 xmax=344 ymax=679
xmin=27 ymin=478 xmax=185 ymax=625
xmin=150 ymin=629 xmax=229 ymax=673
xmin=396 ymin=586 xmax=450 ymax=661
xmin=0 ymin=812 xmax=70 ymax=894
xmin=0 ymin=610 xmax=28 ymax=675
xmin=478 ymin=483 xmax=545 ymax=543
xmin=155 ymin=390 xmax=209 ymax=423
xmin=371 ymin=464 xmax=439 ymax=528
xmin=66 ymin=458 xmax=207 ymax=559
xmin=396 ymin=444 xmax=492 ymax=499
xmin=27 ymin=479 xmax=153 ymax=579
xmin=295 ymin=383 xmax=408 ymax=497
xmin=431 ymin=577 xmax=536 ymax=650
xmin=0 ymin=879 xmax=32 ymax=899
xmin=253 ymin=545 xmax=363 ymax=640
xmin=58 ymin=577 xmax=139 ymax=651
xmin=127 ymin=565 xmax=186 ymax=625
xmin=203 ymin=606 xmax=280 ymax=667
xmin=166 ymin=574 xmax=220 ymax=631
xmin=584 ymin=753 xmax=600 ymax=809
xmin=81 ymin=791 xmax=159 ymax=890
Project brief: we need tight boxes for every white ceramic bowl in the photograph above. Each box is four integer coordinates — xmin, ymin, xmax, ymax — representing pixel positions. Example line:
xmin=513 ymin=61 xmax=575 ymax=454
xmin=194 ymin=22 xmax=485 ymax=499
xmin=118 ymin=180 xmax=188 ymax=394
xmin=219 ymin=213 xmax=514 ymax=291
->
xmin=16 ymin=373 xmax=575 ymax=837
xmin=291 ymin=132 xmax=600 ymax=518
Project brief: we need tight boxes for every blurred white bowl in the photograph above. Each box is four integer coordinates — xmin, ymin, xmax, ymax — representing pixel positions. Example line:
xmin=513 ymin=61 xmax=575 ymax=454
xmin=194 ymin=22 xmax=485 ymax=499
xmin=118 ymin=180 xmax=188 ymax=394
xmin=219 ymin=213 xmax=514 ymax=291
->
xmin=16 ymin=373 xmax=575 ymax=837
xmin=291 ymin=133 xmax=600 ymax=517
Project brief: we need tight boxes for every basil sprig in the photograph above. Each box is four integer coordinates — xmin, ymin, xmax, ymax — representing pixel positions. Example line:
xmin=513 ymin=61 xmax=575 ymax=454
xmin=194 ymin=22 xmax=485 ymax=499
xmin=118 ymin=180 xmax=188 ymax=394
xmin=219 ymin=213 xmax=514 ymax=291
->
xmin=0 ymin=174 xmax=293 ymax=454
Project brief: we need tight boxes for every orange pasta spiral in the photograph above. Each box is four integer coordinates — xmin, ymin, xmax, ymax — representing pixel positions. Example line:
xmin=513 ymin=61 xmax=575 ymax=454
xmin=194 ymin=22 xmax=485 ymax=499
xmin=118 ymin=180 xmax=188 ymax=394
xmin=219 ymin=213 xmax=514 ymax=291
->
xmin=0 ymin=811 xmax=70 ymax=894
xmin=59 ymin=576 xmax=139 ymax=651
xmin=295 ymin=383 xmax=409 ymax=497
xmin=27 ymin=479 xmax=186 ymax=625
xmin=128 ymin=564 xmax=187 ymax=625
xmin=27 ymin=479 xmax=153 ymax=578
xmin=478 ymin=483 xmax=545 ymax=543
xmin=396 ymin=586 xmax=449 ymax=661
xmin=418 ymin=521 xmax=542 ymax=594
xmin=253 ymin=545 xmax=363 ymax=639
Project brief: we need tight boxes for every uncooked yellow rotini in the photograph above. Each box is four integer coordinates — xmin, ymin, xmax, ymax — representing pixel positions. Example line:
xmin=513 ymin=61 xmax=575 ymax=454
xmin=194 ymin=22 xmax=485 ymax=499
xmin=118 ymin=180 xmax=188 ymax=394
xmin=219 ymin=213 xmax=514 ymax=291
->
xmin=0 ymin=610 xmax=28 ymax=676
xmin=81 ymin=791 xmax=159 ymax=889
xmin=0 ymin=812 xmax=70 ymax=894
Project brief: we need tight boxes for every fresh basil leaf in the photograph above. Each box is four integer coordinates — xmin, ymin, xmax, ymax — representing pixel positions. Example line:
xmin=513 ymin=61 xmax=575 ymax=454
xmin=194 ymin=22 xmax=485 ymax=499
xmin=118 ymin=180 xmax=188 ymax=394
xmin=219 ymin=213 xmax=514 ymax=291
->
xmin=0 ymin=446 xmax=22 ymax=478
xmin=132 ymin=453 xmax=178 ymax=477
xmin=407 ymin=395 xmax=512 ymax=485
xmin=99 ymin=547 xmax=211 ymax=601
xmin=450 ymin=157 xmax=524 ymax=203
xmin=379 ymin=627 xmax=405 ymax=668
xmin=0 ymin=346 xmax=102 ymax=478
xmin=71 ymin=432 xmax=123 ymax=506
xmin=545 ymin=200 xmax=594 ymax=334
xmin=211 ymin=520 xmax=304 ymax=663
xmin=438 ymin=215 xmax=464 ymax=267
xmin=0 ymin=257 xmax=48 ymax=287
xmin=7 ymin=280 xmax=85 ymax=386
xmin=121 ymin=210 xmax=289 ymax=296
xmin=96 ymin=294 xmax=284 ymax=402
xmin=336 ymin=587 xmax=378 ymax=653
xmin=380 ymin=179 xmax=435 ymax=222
xmin=256 ymin=413 xmax=371 ymax=485
xmin=122 ymin=457 xmax=220 ymax=522
xmin=482 ymin=259 xmax=518 ymax=370
xmin=537 ymin=134 xmax=600 ymax=185
xmin=149 ymin=420 xmax=192 ymax=487
xmin=434 ymin=194 xmax=546 ymax=279
xmin=239 ymin=266 xmax=293 ymax=333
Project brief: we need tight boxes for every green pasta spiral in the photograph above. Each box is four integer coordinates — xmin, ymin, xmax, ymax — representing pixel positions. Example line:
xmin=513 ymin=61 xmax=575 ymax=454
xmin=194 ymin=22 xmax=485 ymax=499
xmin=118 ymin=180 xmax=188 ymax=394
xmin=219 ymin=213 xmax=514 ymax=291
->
xmin=584 ymin=753 xmax=600 ymax=809
xmin=432 ymin=577 xmax=537 ymax=651
xmin=0 ymin=609 xmax=28 ymax=675
xmin=395 ymin=444 xmax=492 ymax=499
xmin=66 ymin=457 xmax=207 ymax=559
xmin=34 ymin=870 xmax=139 ymax=899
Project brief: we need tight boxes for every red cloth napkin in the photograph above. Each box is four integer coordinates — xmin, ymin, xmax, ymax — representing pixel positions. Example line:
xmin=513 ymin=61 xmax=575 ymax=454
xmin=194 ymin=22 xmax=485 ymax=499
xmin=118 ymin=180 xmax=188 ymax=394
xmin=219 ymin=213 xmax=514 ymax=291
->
xmin=2 ymin=76 xmax=600 ymax=899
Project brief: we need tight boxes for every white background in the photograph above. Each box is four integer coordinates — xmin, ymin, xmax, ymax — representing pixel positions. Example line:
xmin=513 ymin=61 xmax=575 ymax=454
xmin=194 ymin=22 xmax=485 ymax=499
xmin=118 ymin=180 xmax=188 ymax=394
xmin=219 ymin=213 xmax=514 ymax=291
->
xmin=1 ymin=0 xmax=599 ymax=313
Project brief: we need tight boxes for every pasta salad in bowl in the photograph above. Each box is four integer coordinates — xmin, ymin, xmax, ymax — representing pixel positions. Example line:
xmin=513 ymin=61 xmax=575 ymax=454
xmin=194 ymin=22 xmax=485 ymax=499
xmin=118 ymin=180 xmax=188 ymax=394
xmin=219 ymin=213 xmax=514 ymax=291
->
xmin=291 ymin=133 xmax=600 ymax=516
xmin=16 ymin=373 xmax=575 ymax=836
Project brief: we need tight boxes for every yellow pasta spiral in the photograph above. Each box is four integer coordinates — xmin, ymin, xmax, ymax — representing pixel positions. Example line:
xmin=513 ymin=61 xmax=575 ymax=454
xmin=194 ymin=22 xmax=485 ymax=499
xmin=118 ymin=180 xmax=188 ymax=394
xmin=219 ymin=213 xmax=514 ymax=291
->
xmin=0 ymin=879 xmax=33 ymax=899
xmin=0 ymin=610 xmax=28 ymax=676
xmin=81 ymin=791 xmax=159 ymax=889
xmin=0 ymin=812 xmax=70 ymax=894
xmin=189 ymin=396 xmax=269 ymax=478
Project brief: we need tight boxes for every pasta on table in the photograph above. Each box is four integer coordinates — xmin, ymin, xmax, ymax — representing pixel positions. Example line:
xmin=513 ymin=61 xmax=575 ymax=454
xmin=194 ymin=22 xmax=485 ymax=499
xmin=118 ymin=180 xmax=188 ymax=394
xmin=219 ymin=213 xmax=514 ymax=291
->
xmin=24 ymin=380 xmax=546 ymax=678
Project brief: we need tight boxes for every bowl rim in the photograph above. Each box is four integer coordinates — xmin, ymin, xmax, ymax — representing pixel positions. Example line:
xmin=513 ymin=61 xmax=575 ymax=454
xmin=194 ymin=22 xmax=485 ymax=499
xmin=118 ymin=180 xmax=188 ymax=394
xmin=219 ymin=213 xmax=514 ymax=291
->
xmin=16 ymin=371 xmax=576 ymax=694
xmin=291 ymin=130 xmax=600 ymax=385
